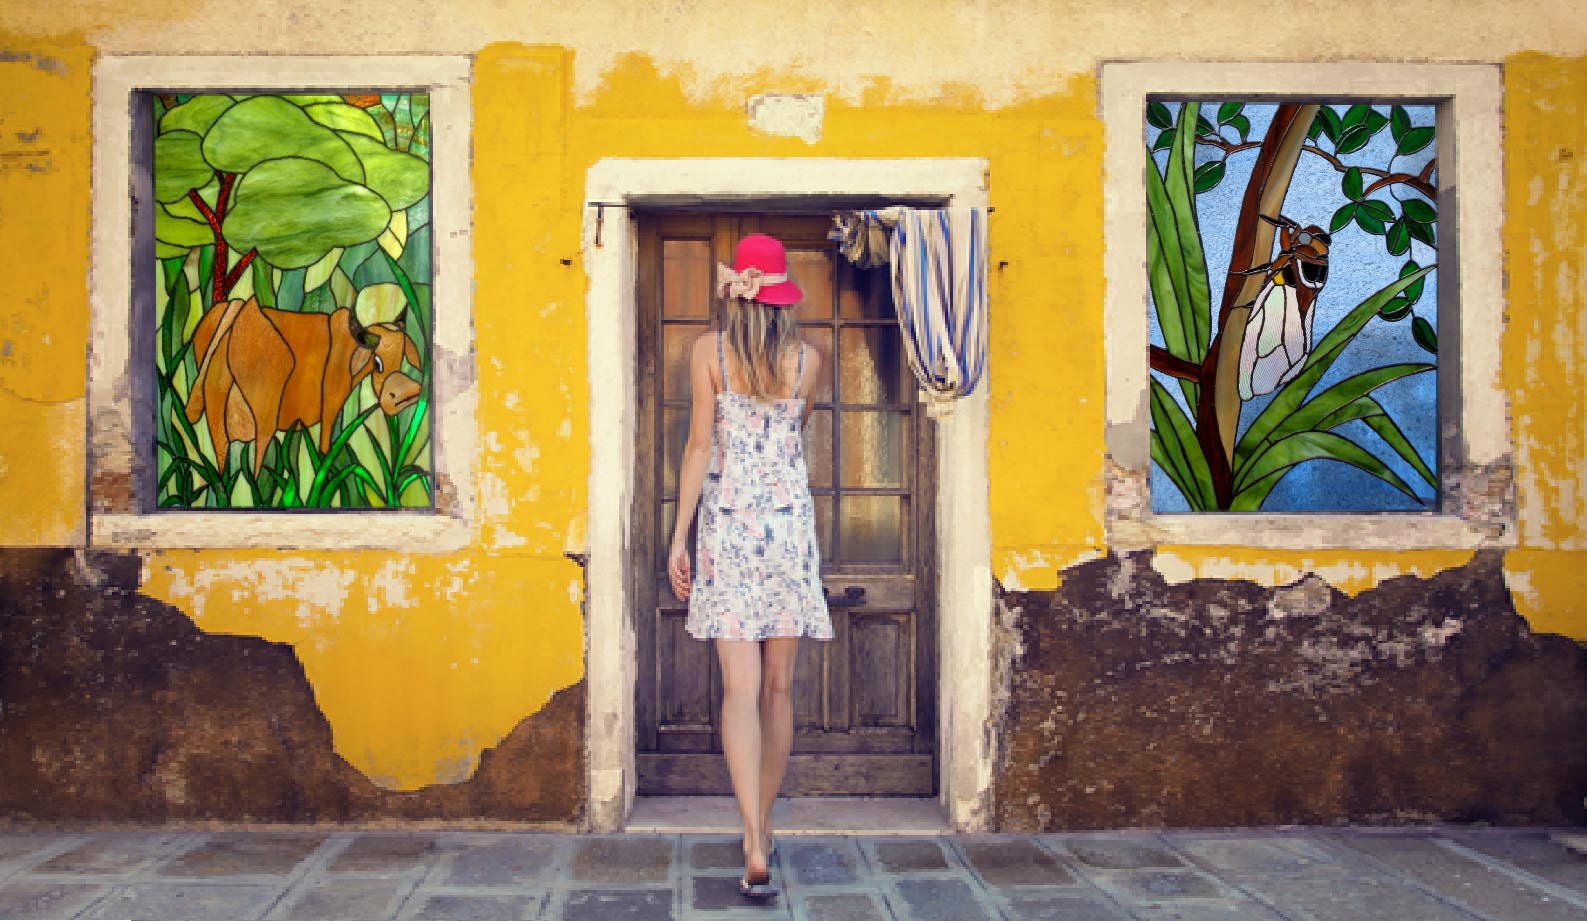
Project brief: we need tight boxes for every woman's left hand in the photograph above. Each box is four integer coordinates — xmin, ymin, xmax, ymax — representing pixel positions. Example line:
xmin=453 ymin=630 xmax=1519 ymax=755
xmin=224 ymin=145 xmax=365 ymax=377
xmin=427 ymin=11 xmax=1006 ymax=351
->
xmin=668 ymin=540 xmax=691 ymax=602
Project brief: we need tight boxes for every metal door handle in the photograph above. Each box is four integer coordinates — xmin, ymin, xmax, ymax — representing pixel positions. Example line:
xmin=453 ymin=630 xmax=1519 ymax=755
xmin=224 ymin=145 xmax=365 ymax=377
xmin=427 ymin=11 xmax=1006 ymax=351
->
xmin=824 ymin=585 xmax=866 ymax=607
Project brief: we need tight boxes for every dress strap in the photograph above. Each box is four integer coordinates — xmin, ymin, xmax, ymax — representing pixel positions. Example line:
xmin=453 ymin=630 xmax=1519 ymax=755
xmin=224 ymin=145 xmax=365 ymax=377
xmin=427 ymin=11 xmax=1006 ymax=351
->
xmin=793 ymin=342 xmax=806 ymax=394
xmin=717 ymin=332 xmax=731 ymax=394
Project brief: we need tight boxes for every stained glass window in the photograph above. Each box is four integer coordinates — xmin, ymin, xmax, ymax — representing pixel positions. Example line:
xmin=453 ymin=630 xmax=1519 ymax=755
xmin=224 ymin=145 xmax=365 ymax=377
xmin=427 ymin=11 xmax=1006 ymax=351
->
xmin=149 ymin=92 xmax=434 ymax=509
xmin=1145 ymin=101 xmax=1439 ymax=513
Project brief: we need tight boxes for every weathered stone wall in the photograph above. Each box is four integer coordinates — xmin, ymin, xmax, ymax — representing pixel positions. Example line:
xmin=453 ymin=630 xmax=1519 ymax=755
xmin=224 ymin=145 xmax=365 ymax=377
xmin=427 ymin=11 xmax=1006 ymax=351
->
xmin=994 ymin=551 xmax=1587 ymax=830
xmin=0 ymin=550 xmax=584 ymax=824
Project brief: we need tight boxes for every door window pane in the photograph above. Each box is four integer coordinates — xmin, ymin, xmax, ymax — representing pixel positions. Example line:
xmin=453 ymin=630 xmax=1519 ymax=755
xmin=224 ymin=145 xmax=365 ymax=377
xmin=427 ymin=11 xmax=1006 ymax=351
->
xmin=840 ymin=411 xmax=906 ymax=489
xmin=839 ymin=327 xmax=908 ymax=405
xmin=837 ymin=495 xmax=904 ymax=563
xmin=663 ymin=239 xmax=711 ymax=318
xmin=663 ymin=324 xmax=702 ymax=398
xmin=838 ymin=261 xmax=896 ymax=320
xmin=787 ymin=248 xmax=833 ymax=317
xmin=663 ymin=406 xmax=690 ymax=496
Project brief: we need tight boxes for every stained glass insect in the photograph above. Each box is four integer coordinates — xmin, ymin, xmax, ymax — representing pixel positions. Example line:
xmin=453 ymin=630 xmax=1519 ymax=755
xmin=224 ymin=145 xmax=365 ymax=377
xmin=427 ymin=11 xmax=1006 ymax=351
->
xmin=1235 ymin=214 xmax=1332 ymax=400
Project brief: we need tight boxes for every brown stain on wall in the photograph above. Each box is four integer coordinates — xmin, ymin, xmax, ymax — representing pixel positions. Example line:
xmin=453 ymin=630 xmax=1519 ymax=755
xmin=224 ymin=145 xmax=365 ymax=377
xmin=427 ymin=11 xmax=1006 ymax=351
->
xmin=995 ymin=550 xmax=1587 ymax=830
xmin=0 ymin=550 xmax=584 ymax=824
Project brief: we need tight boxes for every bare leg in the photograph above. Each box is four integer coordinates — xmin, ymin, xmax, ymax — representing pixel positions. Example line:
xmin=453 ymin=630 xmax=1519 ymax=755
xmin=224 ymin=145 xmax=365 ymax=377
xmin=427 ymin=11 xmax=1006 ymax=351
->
xmin=758 ymin=637 xmax=799 ymax=854
xmin=716 ymin=639 xmax=768 ymax=878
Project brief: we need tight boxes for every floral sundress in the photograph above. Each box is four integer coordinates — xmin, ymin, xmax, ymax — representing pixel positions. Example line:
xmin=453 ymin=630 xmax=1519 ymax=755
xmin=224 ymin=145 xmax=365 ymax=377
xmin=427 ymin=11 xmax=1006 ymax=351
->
xmin=686 ymin=333 xmax=833 ymax=641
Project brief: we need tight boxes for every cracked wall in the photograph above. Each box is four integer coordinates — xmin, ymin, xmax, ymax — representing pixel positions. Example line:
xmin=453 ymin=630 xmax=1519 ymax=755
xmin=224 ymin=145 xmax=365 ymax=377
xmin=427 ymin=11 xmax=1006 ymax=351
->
xmin=994 ymin=552 xmax=1587 ymax=829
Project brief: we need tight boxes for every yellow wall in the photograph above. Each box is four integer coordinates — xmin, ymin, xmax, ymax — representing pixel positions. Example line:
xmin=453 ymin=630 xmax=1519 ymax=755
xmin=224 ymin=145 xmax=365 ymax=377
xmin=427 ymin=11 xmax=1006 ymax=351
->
xmin=2 ymin=3 xmax=1586 ymax=790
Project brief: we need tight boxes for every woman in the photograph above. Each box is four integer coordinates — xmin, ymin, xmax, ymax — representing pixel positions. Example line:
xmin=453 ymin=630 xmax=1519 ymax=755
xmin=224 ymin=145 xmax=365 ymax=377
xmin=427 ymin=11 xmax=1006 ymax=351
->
xmin=667 ymin=233 xmax=831 ymax=901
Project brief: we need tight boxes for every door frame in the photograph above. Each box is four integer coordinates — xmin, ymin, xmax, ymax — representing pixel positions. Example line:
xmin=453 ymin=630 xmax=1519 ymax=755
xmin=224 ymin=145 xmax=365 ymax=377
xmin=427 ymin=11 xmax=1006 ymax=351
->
xmin=581 ymin=158 xmax=992 ymax=832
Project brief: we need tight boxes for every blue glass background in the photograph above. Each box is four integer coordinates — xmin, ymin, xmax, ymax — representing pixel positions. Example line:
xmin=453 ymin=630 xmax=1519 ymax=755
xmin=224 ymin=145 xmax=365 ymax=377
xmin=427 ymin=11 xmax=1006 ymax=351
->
xmin=1147 ymin=102 xmax=1440 ymax=513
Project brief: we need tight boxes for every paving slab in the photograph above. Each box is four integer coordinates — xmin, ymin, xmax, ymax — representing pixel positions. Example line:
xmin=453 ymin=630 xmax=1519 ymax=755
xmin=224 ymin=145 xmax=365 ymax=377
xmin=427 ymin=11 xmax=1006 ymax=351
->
xmin=327 ymin=835 xmax=438 ymax=874
xmin=444 ymin=837 xmax=561 ymax=886
xmin=956 ymin=838 xmax=1077 ymax=887
xmin=267 ymin=876 xmax=409 ymax=920
xmin=1061 ymin=837 xmax=1186 ymax=870
xmin=560 ymin=887 xmax=675 ymax=921
xmin=0 ymin=835 xmax=68 ymax=866
xmin=891 ymin=877 xmax=997 ymax=921
xmin=1338 ymin=833 xmax=1587 ymax=921
xmin=0 ymin=879 xmax=109 ymax=919
xmin=161 ymin=833 xmax=327 ymax=878
xmin=799 ymin=891 xmax=890 ymax=921
xmin=1089 ymin=869 xmax=1228 ymax=904
xmin=33 ymin=834 xmax=186 ymax=875
xmin=690 ymin=837 xmax=756 ymax=871
xmin=401 ymin=891 xmax=542 ymax=921
xmin=1235 ymin=871 xmax=1475 ymax=921
xmin=561 ymin=889 xmax=672 ymax=921
xmin=1168 ymin=836 xmax=1339 ymax=875
xmin=572 ymin=836 xmax=674 ymax=884
xmin=784 ymin=839 xmax=860 ymax=886
xmin=1001 ymin=891 xmax=1130 ymax=920
xmin=1131 ymin=904 xmax=1289 ymax=921
xmin=689 ymin=874 xmax=789 ymax=912
xmin=78 ymin=882 xmax=281 ymax=920
xmin=1447 ymin=831 xmax=1587 ymax=897
xmin=864 ymin=839 xmax=951 ymax=873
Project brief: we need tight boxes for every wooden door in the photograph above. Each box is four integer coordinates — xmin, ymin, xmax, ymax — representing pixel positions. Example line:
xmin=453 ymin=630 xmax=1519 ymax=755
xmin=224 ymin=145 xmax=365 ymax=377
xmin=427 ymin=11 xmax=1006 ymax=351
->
xmin=633 ymin=212 xmax=937 ymax=797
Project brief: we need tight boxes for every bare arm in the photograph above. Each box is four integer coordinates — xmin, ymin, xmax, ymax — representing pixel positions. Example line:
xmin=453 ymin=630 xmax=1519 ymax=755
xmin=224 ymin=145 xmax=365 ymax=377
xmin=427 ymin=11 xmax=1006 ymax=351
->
xmin=668 ymin=333 xmax=719 ymax=601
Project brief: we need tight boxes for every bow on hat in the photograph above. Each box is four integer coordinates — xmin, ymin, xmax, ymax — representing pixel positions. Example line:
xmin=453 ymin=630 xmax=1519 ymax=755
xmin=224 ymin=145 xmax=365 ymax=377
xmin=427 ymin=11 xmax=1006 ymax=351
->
xmin=717 ymin=263 xmax=789 ymax=302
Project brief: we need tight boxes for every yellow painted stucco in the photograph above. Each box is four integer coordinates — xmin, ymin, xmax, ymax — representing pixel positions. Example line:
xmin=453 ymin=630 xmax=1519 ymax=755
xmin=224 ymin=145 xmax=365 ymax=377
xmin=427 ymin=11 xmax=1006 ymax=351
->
xmin=2 ymin=3 xmax=1586 ymax=790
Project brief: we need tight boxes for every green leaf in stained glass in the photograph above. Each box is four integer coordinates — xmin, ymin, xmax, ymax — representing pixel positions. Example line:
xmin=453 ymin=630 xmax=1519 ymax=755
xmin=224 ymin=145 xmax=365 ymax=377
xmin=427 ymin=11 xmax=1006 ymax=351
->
xmin=1354 ymin=207 xmax=1387 ymax=235
xmin=1330 ymin=203 xmax=1357 ymax=233
xmin=1217 ymin=102 xmax=1243 ymax=124
xmin=1406 ymin=219 xmax=1436 ymax=247
xmin=1226 ymin=114 xmax=1251 ymax=141
xmin=1412 ymin=316 xmax=1438 ymax=354
xmin=1152 ymin=128 xmax=1176 ymax=151
xmin=222 ymin=158 xmax=390 ymax=269
xmin=1192 ymin=159 xmax=1225 ymax=193
xmin=1146 ymin=101 xmax=1173 ymax=130
xmin=156 ymin=202 xmax=214 ymax=248
xmin=1342 ymin=166 xmax=1364 ymax=201
xmin=1390 ymin=105 xmax=1411 ymax=142
xmin=203 ymin=96 xmax=365 ymax=184
xmin=1378 ymin=296 xmax=1412 ymax=321
xmin=303 ymin=103 xmax=386 ymax=142
xmin=154 ymin=131 xmax=213 ymax=203
xmin=1401 ymin=198 xmax=1437 ymax=224
xmin=338 ymin=132 xmax=430 ymax=210
xmin=159 ymin=95 xmax=235 ymax=137
xmin=1397 ymin=126 xmax=1435 ymax=156
xmin=1335 ymin=125 xmax=1373 ymax=155
xmin=1357 ymin=199 xmax=1396 ymax=223
xmin=1386 ymin=219 xmax=1411 ymax=256
xmin=1398 ymin=259 xmax=1427 ymax=305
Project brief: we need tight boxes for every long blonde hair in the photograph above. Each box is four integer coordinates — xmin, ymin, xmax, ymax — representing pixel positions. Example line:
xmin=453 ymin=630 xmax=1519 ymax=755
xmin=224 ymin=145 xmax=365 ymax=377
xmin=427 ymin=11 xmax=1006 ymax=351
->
xmin=721 ymin=298 xmax=799 ymax=401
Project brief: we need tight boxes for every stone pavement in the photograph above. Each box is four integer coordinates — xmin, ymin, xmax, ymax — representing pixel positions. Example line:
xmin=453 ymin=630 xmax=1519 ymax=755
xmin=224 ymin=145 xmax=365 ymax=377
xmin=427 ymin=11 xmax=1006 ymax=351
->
xmin=0 ymin=827 xmax=1584 ymax=920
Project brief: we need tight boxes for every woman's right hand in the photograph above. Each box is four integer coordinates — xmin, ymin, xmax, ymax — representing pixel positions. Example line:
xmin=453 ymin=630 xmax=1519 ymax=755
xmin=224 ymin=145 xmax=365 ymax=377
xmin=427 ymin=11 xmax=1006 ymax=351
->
xmin=668 ymin=539 xmax=691 ymax=602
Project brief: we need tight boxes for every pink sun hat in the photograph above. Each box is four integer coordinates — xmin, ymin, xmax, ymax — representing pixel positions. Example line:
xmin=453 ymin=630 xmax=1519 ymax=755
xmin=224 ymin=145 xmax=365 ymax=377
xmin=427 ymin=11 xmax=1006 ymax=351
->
xmin=717 ymin=233 xmax=804 ymax=306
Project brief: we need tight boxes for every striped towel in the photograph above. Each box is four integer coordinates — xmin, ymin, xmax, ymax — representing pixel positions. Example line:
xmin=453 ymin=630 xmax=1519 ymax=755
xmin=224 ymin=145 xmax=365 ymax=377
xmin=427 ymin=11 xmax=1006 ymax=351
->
xmin=888 ymin=207 xmax=989 ymax=407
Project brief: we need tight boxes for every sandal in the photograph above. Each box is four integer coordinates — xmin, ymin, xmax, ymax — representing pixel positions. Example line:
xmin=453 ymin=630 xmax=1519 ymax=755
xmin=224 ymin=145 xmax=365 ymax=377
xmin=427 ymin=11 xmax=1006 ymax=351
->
xmin=739 ymin=869 xmax=778 ymax=901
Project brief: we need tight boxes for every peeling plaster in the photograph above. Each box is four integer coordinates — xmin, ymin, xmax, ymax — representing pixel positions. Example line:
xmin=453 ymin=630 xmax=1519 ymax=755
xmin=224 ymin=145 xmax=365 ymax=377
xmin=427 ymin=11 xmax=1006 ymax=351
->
xmin=152 ymin=558 xmax=357 ymax=631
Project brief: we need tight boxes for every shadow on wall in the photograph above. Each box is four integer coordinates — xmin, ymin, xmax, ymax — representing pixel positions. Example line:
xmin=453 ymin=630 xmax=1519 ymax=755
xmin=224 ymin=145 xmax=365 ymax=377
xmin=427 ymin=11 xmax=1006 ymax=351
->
xmin=0 ymin=550 xmax=584 ymax=825
xmin=994 ymin=550 xmax=1587 ymax=830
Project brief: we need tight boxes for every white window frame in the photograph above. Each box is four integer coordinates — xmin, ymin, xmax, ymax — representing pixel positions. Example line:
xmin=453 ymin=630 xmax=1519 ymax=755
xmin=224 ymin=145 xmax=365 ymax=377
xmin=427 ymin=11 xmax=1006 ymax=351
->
xmin=88 ymin=56 xmax=476 ymax=550
xmin=1100 ymin=63 xmax=1511 ymax=550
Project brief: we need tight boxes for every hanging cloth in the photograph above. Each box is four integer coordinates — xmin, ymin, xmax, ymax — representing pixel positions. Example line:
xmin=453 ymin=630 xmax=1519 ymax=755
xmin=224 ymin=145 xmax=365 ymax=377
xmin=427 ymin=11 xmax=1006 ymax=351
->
xmin=831 ymin=207 xmax=988 ymax=412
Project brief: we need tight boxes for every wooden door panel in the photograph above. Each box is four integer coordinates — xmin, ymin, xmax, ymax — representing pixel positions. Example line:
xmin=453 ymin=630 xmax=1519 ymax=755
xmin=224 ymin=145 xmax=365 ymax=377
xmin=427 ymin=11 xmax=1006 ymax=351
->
xmin=635 ymin=211 xmax=935 ymax=797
